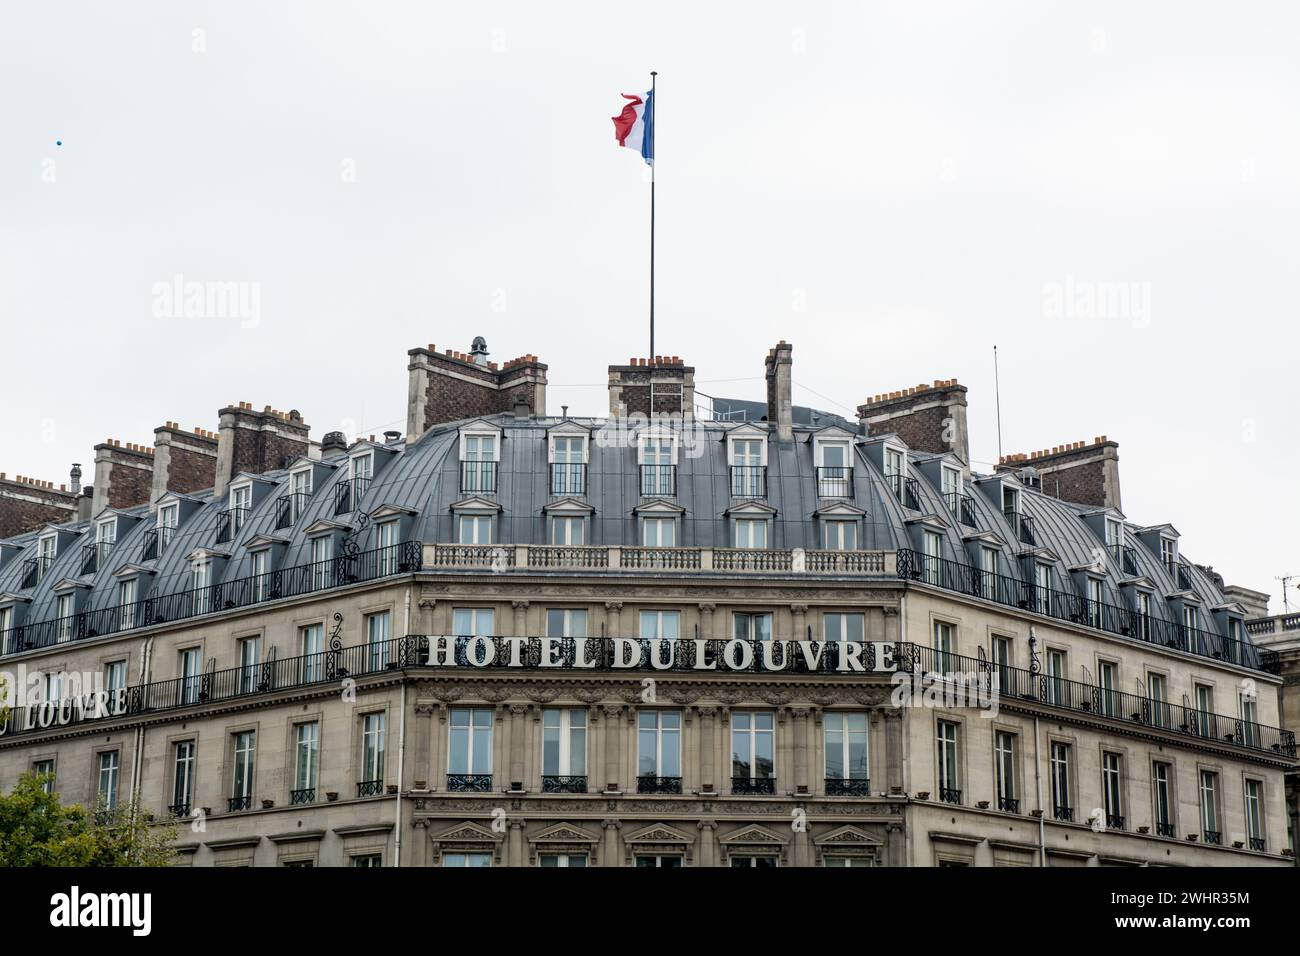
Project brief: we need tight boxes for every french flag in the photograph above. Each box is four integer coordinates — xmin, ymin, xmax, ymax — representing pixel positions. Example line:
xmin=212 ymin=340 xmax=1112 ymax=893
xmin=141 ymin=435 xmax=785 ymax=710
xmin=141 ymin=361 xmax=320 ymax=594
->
xmin=611 ymin=90 xmax=654 ymax=166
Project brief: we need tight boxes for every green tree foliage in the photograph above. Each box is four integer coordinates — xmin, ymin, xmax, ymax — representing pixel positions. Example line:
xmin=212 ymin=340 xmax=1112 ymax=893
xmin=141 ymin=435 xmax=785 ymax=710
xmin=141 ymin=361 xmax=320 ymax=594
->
xmin=0 ymin=772 xmax=177 ymax=867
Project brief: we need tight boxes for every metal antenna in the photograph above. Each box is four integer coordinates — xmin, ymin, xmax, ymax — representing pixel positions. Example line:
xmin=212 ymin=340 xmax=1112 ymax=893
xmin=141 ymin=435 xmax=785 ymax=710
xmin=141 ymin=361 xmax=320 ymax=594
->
xmin=993 ymin=345 xmax=1004 ymax=462
xmin=1277 ymin=575 xmax=1297 ymax=614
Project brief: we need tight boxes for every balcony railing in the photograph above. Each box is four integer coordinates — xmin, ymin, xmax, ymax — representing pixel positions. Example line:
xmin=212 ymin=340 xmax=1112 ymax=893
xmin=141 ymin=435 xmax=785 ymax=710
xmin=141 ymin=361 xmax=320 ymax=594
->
xmin=1249 ymin=837 xmax=1265 ymax=852
xmin=1109 ymin=544 xmax=1138 ymax=576
xmin=81 ymin=541 xmax=112 ymax=575
xmin=1 ymin=541 xmax=420 ymax=659
xmin=275 ymin=492 xmax=311 ymax=529
xmin=21 ymin=556 xmax=52 ymax=589
xmin=461 ymin=461 xmax=498 ymax=495
xmin=1106 ymin=813 xmax=1126 ymax=830
xmin=815 ymin=466 xmax=853 ymax=499
xmin=540 ymin=775 xmax=588 ymax=794
xmin=731 ymin=777 xmax=776 ymax=795
xmin=998 ymin=796 xmax=1020 ymax=813
xmin=637 ymin=776 xmax=683 ymax=794
xmin=356 ymin=779 xmax=385 ymax=798
xmin=227 ymin=795 xmax=252 ymax=812
xmin=168 ymin=802 xmax=191 ymax=818
xmin=825 ymin=778 xmax=871 ymax=797
xmin=447 ymin=774 xmax=493 ymax=793
xmin=549 ymin=463 xmax=586 ymax=496
xmin=1053 ymin=805 xmax=1074 ymax=822
xmin=290 ymin=788 xmax=316 ymax=805
xmin=944 ymin=492 xmax=976 ymax=526
xmin=1155 ymin=821 xmax=1176 ymax=838
xmin=640 ymin=464 xmax=676 ymax=497
xmin=1004 ymin=511 xmax=1036 ymax=546
xmin=1203 ymin=829 xmax=1222 ymax=846
xmin=729 ymin=465 xmax=767 ymax=499
xmin=897 ymin=549 xmax=1275 ymax=673
xmin=334 ymin=476 xmax=372 ymax=514
xmin=885 ymin=473 xmax=920 ymax=510
xmin=939 ymin=787 xmax=962 ymax=804
xmin=902 ymin=642 xmax=1297 ymax=758
xmin=141 ymin=526 xmax=174 ymax=561
xmin=1176 ymin=563 xmax=1194 ymax=591
xmin=215 ymin=507 xmax=248 ymax=544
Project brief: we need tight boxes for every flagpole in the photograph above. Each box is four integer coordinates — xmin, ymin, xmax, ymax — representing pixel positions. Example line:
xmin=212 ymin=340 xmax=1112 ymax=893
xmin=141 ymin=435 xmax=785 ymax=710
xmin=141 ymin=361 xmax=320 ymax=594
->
xmin=649 ymin=70 xmax=657 ymax=360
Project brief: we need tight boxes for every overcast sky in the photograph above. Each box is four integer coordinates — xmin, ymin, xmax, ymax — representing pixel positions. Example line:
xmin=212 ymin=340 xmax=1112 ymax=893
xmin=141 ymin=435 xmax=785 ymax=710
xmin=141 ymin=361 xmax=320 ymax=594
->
xmin=2 ymin=2 xmax=1297 ymax=609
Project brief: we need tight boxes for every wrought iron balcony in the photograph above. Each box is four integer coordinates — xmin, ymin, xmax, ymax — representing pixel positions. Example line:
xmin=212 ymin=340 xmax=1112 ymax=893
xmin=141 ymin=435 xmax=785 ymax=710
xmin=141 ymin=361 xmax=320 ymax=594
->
xmin=1106 ymin=813 xmax=1126 ymax=830
xmin=1155 ymin=821 xmax=1175 ymax=838
xmin=729 ymin=465 xmax=767 ymax=499
xmin=81 ymin=541 xmax=112 ymax=575
xmin=290 ymin=787 xmax=316 ymax=805
xmin=549 ymin=463 xmax=587 ymax=496
xmin=944 ymin=492 xmax=976 ymax=526
xmin=356 ymin=779 xmax=384 ymax=798
xmin=637 ymin=775 xmax=683 ymax=794
xmin=227 ymin=795 xmax=252 ymax=812
xmin=825 ymin=777 xmax=872 ymax=797
xmin=1004 ymin=511 xmax=1037 ymax=545
xmin=21 ymin=555 xmax=52 ymax=589
xmin=334 ymin=476 xmax=372 ymax=514
xmin=447 ymin=773 xmax=493 ymax=793
xmin=1176 ymin=562 xmax=1194 ymax=591
xmin=731 ymin=776 xmax=776 ymax=795
xmin=215 ymin=507 xmax=247 ymax=544
xmin=1203 ymin=829 xmax=1222 ymax=846
xmin=541 ymin=774 xmax=588 ymax=794
xmin=1249 ymin=837 xmax=1265 ymax=852
xmin=939 ymin=787 xmax=962 ymax=805
xmin=168 ymin=802 xmax=191 ymax=819
xmin=1109 ymin=544 xmax=1138 ymax=576
xmin=815 ymin=466 xmax=853 ymax=499
xmin=276 ymin=492 xmax=311 ymax=529
xmin=460 ymin=461 xmax=498 ymax=495
xmin=885 ymin=473 xmax=920 ymax=510
xmin=640 ymin=464 xmax=676 ymax=497
xmin=141 ymin=525 xmax=174 ymax=561
xmin=1053 ymin=805 xmax=1074 ymax=822
xmin=998 ymin=796 xmax=1020 ymax=813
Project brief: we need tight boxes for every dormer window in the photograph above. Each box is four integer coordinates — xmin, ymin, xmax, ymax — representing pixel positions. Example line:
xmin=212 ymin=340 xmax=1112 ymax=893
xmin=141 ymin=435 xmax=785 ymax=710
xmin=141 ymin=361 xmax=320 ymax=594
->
xmin=458 ymin=514 xmax=494 ymax=545
xmin=460 ymin=432 xmax=499 ymax=494
xmin=549 ymin=515 xmax=586 ymax=546
xmin=228 ymin=482 xmax=252 ymax=535
xmin=727 ymin=430 xmax=768 ymax=498
xmin=1085 ymin=577 xmax=1103 ymax=628
xmin=821 ymin=520 xmax=858 ymax=551
xmin=153 ymin=502 xmax=178 ymax=557
xmin=38 ymin=533 xmax=57 ymax=579
xmin=732 ymin=517 xmax=768 ymax=549
xmin=1160 ymin=537 xmax=1177 ymax=576
xmin=1033 ymin=562 xmax=1052 ymax=615
xmin=549 ymin=434 xmax=588 ymax=495
xmin=815 ymin=440 xmax=852 ymax=498
xmin=281 ymin=467 xmax=314 ymax=526
xmin=1002 ymin=484 xmax=1019 ymax=516
xmin=309 ymin=535 xmax=333 ymax=590
xmin=1135 ymin=590 xmax=1153 ymax=640
xmin=642 ymin=517 xmax=676 ymax=547
xmin=350 ymin=452 xmax=374 ymax=482
xmin=94 ymin=517 xmax=117 ymax=566
xmin=191 ymin=558 xmax=213 ymax=614
xmin=639 ymin=433 xmax=677 ymax=497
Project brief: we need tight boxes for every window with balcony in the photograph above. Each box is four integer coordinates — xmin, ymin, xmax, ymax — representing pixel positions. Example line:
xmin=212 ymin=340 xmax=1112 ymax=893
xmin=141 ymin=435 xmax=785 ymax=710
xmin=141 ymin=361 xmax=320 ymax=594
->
xmin=179 ymin=647 xmax=201 ymax=705
xmin=992 ymin=636 xmax=1012 ymax=691
xmin=733 ymin=611 xmax=772 ymax=642
xmin=823 ymin=612 xmax=864 ymax=644
xmin=97 ymin=751 xmax=120 ymax=811
xmin=1085 ymin=576 xmax=1103 ymax=628
xmin=816 ymin=440 xmax=852 ymax=498
xmin=731 ymin=712 xmax=775 ymax=794
xmin=542 ymin=708 xmax=587 ymax=793
xmin=460 ymin=433 xmax=498 ymax=494
xmin=230 ymin=731 xmax=256 ymax=811
xmin=549 ymin=515 xmax=587 ymax=545
xmin=1031 ymin=562 xmax=1052 ymax=615
xmin=883 ymin=446 xmax=905 ymax=501
xmin=933 ymin=620 xmax=955 ymax=673
xmin=104 ymin=659 xmax=126 ymax=698
xmin=825 ymin=712 xmax=869 ymax=795
xmin=978 ymin=546 xmax=998 ymax=598
xmin=448 ymin=708 xmax=493 ymax=791
xmin=1152 ymin=761 xmax=1174 ymax=836
xmin=458 ymin=514 xmax=494 ymax=545
xmin=639 ymin=434 xmax=677 ymax=496
xmin=359 ymin=712 xmax=386 ymax=794
xmin=1240 ymin=693 xmax=1260 ymax=749
xmin=641 ymin=516 xmax=676 ymax=547
xmin=229 ymin=482 xmax=251 ymax=535
xmin=1046 ymin=649 xmax=1066 ymax=705
xmin=293 ymin=721 xmax=319 ymax=804
xmin=309 ymin=535 xmax=333 ymax=590
xmin=172 ymin=740 xmax=195 ymax=817
xmin=1136 ymin=590 xmax=1153 ymax=641
xmin=366 ymin=610 xmax=390 ymax=670
xmin=249 ymin=547 xmax=268 ymax=603
xmin=91 ymin=518 xmax=116 ymax=572
xmin=55 ymin=592 xmax=74 ymax=641
xmin=1200 ymin=770 xmax=1220 ymax=844
xmin=279 ymin=468 xmax=313 ymax=527
xmin=116 ymin=578 xmax=136 ymax=631
xmin=821 ymin=519 xmax=858 ymax=551
xmin=639 ymin=609 xmax=680 ymax=641
xmin=921 ymin=530 xmax=942 ymax=585
xmin=637 ymin=711 xmax=682 ymax=792
xmin=300 ymin=623 xmax=324 ymax=682
xmin=1147 ymin=672 xmax=1168 ymax=728
xmin=995 ymin=731 xmax=1018 ymax=812
xmin=1049 ymin=742 xmax=1072 ymax=821
xmin=549 ymin=435 xmax=587 ymax=496
xmin=732 ymin=517 xmax=768 ymax=549
xmin=375 ymin=519 xmax=399 ymax=575
xmin=936 ymin=721 xmax=960 ymax=804
xmin=1245 ymin=779 xmax=1265 ymax=851
xmin=546 ymin=608 xmax=588 ymax=638
xmin=37 ymin=533 xmax=57 ymax=582
xmin=1102 ymin=752 xmax=1123 ymax=829
xmin=1160 ymin=537 xmax=1177 ymax=577
xmin=237 ymin=636 xmax=261 ymax=694
xmin=1194 ymin=684 xmax=1214 ymax=737
xmin=1098 ymin=660 xmax=1117 ymax=717
xmin=729 ymin=436 xmax=766 ymax=498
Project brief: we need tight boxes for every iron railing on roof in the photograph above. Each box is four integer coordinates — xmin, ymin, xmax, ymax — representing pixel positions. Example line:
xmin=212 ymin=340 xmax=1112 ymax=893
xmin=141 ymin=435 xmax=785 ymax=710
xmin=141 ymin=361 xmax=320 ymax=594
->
xmin=1004 ymin=511 xmax=1037 ymax=546
xmin=80 ymin=541 xmax=113 ymax=575
xmin=275 ymin=492 xmax=311 ymax=529
xmin=21 ymin=556 xmax=53 ymax=589
xmin=215 ymin=507 xmax=248 ymax=544
xmin=549 ymin=463 xmax=587 ymax=496
xmin=815 ymin=466 xmax=853 ymax=499
xmin=1109 ymin=543 xmax=1138 ymax=576
xmin=729 ymin=466 xmax=767 ymax=499
xmin=334 ymin=477 xmax=372 ymax=514
xmin=460 ymin=462 xmax=497 ymax=496
xmin=0 ymin=541 xmax=420 ymax=658
xmin=1176 ymin=562 xmax=1195 ymax=591
xmin=640 ymin=464 xmax=676 ymax=497
xmin=897 ymin=549 xmax=1272 ymax=672
xmin=141 ymin=526 xmax=175 ymax=561
xmin=943 ymin=492 xmax=976 ymax=526
xmin=884 ymin=473 xmax=920 ymax=510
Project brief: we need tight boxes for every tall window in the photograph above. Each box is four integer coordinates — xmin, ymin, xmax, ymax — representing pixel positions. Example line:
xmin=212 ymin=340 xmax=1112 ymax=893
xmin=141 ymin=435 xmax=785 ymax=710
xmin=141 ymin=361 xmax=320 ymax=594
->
xmin=1194 ymin=684 xmax=1213 ymax=737
xmin=366 ymin=611 xmax=390 ymax=670
xmin=249 ymin=548 xmax=268 ymax=602
xmin=104 ymin=660 xmax=126 ymax=699
xmin=1147 ymin=673 xmax=1168 ymax=728
xmin=157 ymin=503 xmax=178 ymax=552
xmin=1086 ymin=577 xmax=1103 ymax=628
xmin=1160 ymin=537 xmax=1177 ymax=575
xmin=549 ymin=515 xmax=586 ymax=545
xmin=290 ymin=468 xmax=312 ymax=516
xmin=116 ymin=578 xmax=136 ymax=631
xmin=56 ymin=592 xmax=74 ymax=641
xmin=232 ymin=731 xmax=256 ymax=801
xmin=921 ymin=530 xmax=942 ymax=585
xmin=1102 ymin=752 xmax=1122 ymax=827
xmin=1049 ymin=742 xmax=1072 ymax=819
xmin=641 ymin=517 xmax=676 ymax=546
xmin=542 ymin=709 xmax=587 ymax=783
xmin=821 ymin=520 xmax=857 ymax=551
xmin=350 ymin=453 xmax=374 ymax=482
xmin=362 ymin=713 xmax=386 ymax=784
xmin=639 ymin=610 xmax=680 ymax=641
xmin=823 ymin=612 xmax=864 ymax=644
xmin=1098 ymin=661 xmax=1117 ymax=717
xmin=1200 ymin=771 xmax=1220 ymax=841
xmin=733 ymin=612 xmax=772 ymax=642
xmin=825 ymin=713 xmax=869 ymax=786
xmin=237 ymin=636 xmax=261 ymax=694
xmin=448 ymin=708 xmax=493 ymax=780
xmin=95 ymin=518 xmax=116 ymax=563
xmin=551 ymin=436 xmax=586 ymax=495
xmin=461 ymin=435 xmax=497 ymax=493
xmin=229 ymin=483 xmax=251 ymax=533
xmin=817 ymin=441 xmax=851 ymax=497
xmin=732 ymin=518 xmax=767 ymax=549
xmin=295 ymin=722 xmax=319 ymax=797
xmin=730 ymin=439 xmax=764 ymax=497
xmin=173 ymin=741 xmax=195 ymax=813
xmin=933 ymin=620 xmax=955 ymax=673
xmin=301 ymin=623 xmax=324 ymax=682
xmin=1046 ymin=649 xmax=1066 ymax=705
xmin=978 ymin=546 xmax=998 ymax=598
xmin=1182 ymin=604 xmax=1201 ymax=652
xmin=936 ymin=721 xmax=959 ymax=801
xmin=731 ymin=712 xmax=775 ymax=786
xmin=33 ymin=759 xmax=55 ymax=793
xmin=97 ymin=751 xmax=120 ymax=811
xmin=995 ymin=731 xmax=1017 ymax=811
xmin=1240 ymin=693 xmax=1260 ymax=749
xmin=1033 ymin=563 xmax=1052 ymax=615
xmin=38 ymin=534 xmax=56 ymax=580
xmin=640 ymin=436 xmax=675 ymax=496
xmin=454 ymin=607 xmax=495 ymax=637
xmin=1152 ymin=762 xmax=1173 ymax=834
xmin=310 ymin=536 xmax=333 ymax=590
xmin=1136 ymin=591 xmax=1153 ymax=641
xmin=637 ymin=711 xmax=681 ymax=780
xmin=376 ymin=519 xmax=398 ymax=574
xmin=458 ymin=514 xmax=493 ymax=545
xmin=1245 ymin=779 xmax=1264 ymax=849
xmin=179 ymin=647 xmax=202 ymax=705
xmin=992 ymin=636 xmax=1012 ymax=692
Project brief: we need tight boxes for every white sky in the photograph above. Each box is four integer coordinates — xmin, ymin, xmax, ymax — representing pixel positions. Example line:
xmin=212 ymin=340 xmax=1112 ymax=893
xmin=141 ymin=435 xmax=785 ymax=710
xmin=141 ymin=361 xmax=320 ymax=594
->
xmin=2 ymin=1 xmax=1297 ymax=610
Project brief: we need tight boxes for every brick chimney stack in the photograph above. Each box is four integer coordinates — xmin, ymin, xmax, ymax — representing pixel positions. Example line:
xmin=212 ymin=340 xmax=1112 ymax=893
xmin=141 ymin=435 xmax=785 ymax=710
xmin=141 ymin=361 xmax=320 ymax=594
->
xmin=764 ymin=341 xmax=794 ymax=444
xmin=0 ymin=473 xmax=80 ymax=537
xmin=996 ymin=436 xmax=1121 ymax=511
xmin=151 ymin=422 xmax=220 ymax=505
xmin=406 ymin=339 xmax=548 ymax=443
xmin=607 ymin=356 xmax=695 ymax=419
xmin=91 ymin=439 xmax=155 ymax=516
xmin=213 ymin=403 xmax=310 ymax=499
xmin=858 ymin=379 xmax=969 ymax=464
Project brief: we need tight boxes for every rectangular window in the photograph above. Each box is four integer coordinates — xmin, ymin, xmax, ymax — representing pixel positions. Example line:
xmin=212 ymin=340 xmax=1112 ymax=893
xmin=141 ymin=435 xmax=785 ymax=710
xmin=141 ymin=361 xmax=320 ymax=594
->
xmin=733 ymin=612 xmax=772 ymax=642
xmin=732 ymin=518 xmax=767 ymax=548
xmin=549 ymin=515 xmax=586 ymax=545
xmin=641 ymin=517 xmax=676 ymax=547
xmin=1050 ymin=742 xmax=1072 ymax=819
xmin=1034 ymin=563 xmax=1052 ymax=615
xmin=1148 ymin=673 xmax=1168 ymax=728
xmin=1152 ymin=762 xmax=1173 ymax=834
xmin=362 ymin=713 xmax=386 ymax=784
xmin=1200 ymin=771 xmax=1220 ymax=842
xmin=542 ymin=709 xmax=587 ymax=780
xmin=56 ymin=592 xmax=74 ymax=641
xmin=376 ymin=520 xmax=398 ymax=574
xmin=458 ymin=514 xmax=493 ymax=545
xmin=1136 ymin=591 xmax=1152 ymax=641
xmin=366 ymin=611 xmax=390 ymax=670
xmin=295 ymin=721 xmax=319 ymax=795
xmin=817 ymin=441 xmax=851 ymax=496
xmin=301 ymin=624 xmax=324 ymax=682
xmin=1160 ymin=538 xmax=1177 ymax=575
xmin=179 ymin=647 xmax=202 ymax=705
xmin=351 ymin=854 xmax=383 ymax=868
xmin=545 ymin=608 xmax=588 ymax=638
xmin=104 ymin=660 xmax=126 ymax=699
xmin=1102 ymin=752 xmax=1122 ymax=827
xmin=461 ymin=436 xmax=497 ymax=493
xmin=443 ymin=853 xmax=492 ymax=868
xmin=539 ymin=854 xmax=587 ymax=867
xmin=1086 ymin=577 xmax=1103 ymax=627
xmin=637 ymin=711 xmax=681 ymax=779
xmin=1098 ymin=661 xmax=1117 ymax=717
xmin=157 ymin=503 xmax=178 ymax=553
xmin=995 ymin=731 xmax=1017 ymax=811
xmin=1245 ymin=779 xmax=1264 ymax=847
xmin=824 ymin=712 xmax=869 ymax=783
xmin=232 ymin=731 xmax=256 ymax=800
xmin=731 ymin=712 xmax=775 ymax=784
xmin=350 ymin=453 xmax=374 ymax=481
xmin=821 ymin=520 xmax=858 ymax=551
xmin=921 ymin=530 xmax=942 ymax=584
xmin=978 ymin=546 xmax=998 ymax=598
xmin=1046 ymin=649 xmax=1066 ymax=705
xmin=237 ymin=636 xmax=261 ymax=694
xmin=33 ymin=759 xmax=55 ymax=793
xmin=1240 ymin=693 xmax=1260 ymax=749
xmin=448 ymin=708 xmax=493 ymax=777
xmin=97 ymin=751 xmax=120 ymax=811
xmin=933 ymin=620 xmax=955 ymax=673
xmin=639 ymin=610 xmax=680 ymax=640
xmin=936 ymin=721 xmax=959 ymax=801
xmin=173 ymin=740 xmax=195 ymax=813
xmin=310 ymin=536 xmax=333 ymax=589
xmin=249 ymin=548 xmax=268 ymax=602
xmin=1194 ymin=684 xmax=1213 ymax=737
xmin=453 ymin=607 xmax=495 ymax=636
xmin=992 ymin=636 xmax=1012 ymax=692
xmin=116 ymin=578 xmax=136 ymax=631
xmin=823 ymin=612 xmax=864 ymax=644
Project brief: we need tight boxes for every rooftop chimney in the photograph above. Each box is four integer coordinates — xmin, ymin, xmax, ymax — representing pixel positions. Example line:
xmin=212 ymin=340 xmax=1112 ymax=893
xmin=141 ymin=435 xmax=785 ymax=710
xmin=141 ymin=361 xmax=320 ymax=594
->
xmin=151 ymin=421 xmax=219 ymax=506
xmin=0 ymin=473 xmax=80 ymax=538
xmin=213 ymin=404 xmax=310 ymax=498
xmin=406 ymin=340 xmax=547 ymax=442
xmin=764 ymin=341 xmax=794 ymax=444
xmin=858 ymin=379 xmax=969 ymax=465
xmin=996 ymin=437 xmax=1121 ymax=511
xmin=607 ymin=356 xmax=695 ymax=419
xmin=320 ymin=431 xmax=349 ymax=455
xmin=92 ymin=439 xmax=155 ymax=516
